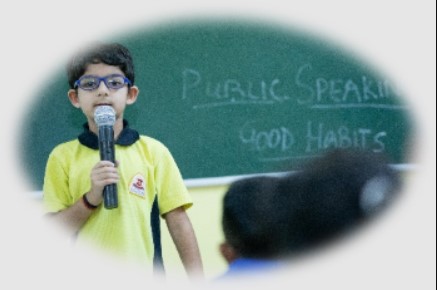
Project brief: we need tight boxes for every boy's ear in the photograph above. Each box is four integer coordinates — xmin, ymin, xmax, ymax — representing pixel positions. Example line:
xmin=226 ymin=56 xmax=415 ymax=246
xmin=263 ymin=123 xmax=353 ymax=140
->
xmin=126 ymin=86 xmax=139 ymax=105
xmin=220 ymin=242 xmax=239 ymax=264
xmin=67 ymin=89 xmax=81 ymax=108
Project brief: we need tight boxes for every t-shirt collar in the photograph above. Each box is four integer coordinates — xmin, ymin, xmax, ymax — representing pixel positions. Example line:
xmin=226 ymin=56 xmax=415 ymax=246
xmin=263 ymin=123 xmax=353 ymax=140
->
xmin=78 ymin=119 xmax=140 ymax=149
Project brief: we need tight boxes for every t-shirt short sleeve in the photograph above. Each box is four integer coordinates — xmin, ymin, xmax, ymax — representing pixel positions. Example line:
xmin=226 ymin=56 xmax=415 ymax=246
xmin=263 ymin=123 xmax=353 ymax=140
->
xmin=151 ymin=141 xmax=192 ymax=215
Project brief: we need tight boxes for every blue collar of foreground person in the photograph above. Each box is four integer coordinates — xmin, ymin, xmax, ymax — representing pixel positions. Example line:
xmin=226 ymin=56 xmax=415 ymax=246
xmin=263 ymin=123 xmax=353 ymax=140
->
xmin=78 ymin=119 xmax=140 ymax=149
xmin=217 ymin=258 xmax=285 ymax=280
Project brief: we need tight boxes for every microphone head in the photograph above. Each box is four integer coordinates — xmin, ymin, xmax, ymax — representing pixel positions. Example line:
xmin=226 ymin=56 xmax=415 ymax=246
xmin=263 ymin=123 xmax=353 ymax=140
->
xmin=94 ymin=105 xmax=116 ymax=127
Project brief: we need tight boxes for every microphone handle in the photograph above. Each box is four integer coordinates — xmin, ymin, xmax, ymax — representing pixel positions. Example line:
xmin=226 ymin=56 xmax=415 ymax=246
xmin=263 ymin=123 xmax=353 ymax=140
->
xmin=98 ymin=125 xmax=118 ymax=209
xmin=103 ymin=183 xmax=118 ymax=209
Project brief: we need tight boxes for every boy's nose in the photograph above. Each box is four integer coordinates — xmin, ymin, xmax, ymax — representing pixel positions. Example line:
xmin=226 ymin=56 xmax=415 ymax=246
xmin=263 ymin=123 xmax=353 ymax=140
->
xmin=96 ymin=80 xmax=110 ymax=95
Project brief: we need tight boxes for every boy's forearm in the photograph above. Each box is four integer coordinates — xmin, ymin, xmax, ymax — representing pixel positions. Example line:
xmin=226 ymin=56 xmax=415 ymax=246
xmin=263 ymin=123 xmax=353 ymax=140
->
xmin=164 ymin=207 xmax=204 ymax=280
xmin=45 ymin=194 xmax=96 ymax=236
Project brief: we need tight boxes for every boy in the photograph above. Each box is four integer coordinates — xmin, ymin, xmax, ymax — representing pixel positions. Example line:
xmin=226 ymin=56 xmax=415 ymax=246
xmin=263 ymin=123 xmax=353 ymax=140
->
xmin=218 ymin=176 xmax=288 ymax=279
xmin=43 ymin=42 xmax=203 ymax=279
xmin=218 ymin=149 xmax=400 ymax=280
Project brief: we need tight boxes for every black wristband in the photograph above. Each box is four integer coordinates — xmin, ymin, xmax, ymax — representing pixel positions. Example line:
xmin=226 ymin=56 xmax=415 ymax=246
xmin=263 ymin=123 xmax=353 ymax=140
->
xmin=82 ymin=193 xmax=98 ymax=210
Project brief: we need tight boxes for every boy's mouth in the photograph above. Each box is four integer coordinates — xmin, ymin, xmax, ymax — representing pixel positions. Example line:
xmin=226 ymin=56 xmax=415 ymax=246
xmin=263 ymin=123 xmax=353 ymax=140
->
xmin=95 ymin=103 xmax=112 ymax=107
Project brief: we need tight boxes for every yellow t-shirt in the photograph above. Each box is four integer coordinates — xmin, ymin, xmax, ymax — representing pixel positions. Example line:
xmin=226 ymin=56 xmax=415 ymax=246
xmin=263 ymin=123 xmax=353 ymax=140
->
xmin=43 ymin=132 xmax=192 ymax=271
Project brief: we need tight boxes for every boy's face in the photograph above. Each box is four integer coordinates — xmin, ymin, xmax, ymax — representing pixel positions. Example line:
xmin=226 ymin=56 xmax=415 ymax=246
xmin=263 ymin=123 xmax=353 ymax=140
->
xmin=67 ymin=63 xmax=139 ymax=131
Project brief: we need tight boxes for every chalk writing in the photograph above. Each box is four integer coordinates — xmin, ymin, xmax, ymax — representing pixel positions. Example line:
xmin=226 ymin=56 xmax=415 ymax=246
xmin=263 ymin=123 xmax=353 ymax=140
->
xmin=182 ymin=67 xmax=405 ymax=110
xmin=305 ymin=121 xmax=386 ymax=153
xmin=239 ymin=121 xmax=388 ymax=163
xmin=239 ymin=121 xmax=295 ymax=153
xmin=295 ymin=64 xmax=403 ymax=109
xmin=180 ymin=65 xmax=403 ymax=169
xmin=182 ymin=69 xmax=290 ymax=109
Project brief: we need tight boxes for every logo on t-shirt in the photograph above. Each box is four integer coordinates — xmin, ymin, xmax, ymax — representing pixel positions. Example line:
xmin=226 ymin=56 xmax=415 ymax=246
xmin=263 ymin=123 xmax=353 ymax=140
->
xmin=129 ymin=174 xmax=146 ymax=198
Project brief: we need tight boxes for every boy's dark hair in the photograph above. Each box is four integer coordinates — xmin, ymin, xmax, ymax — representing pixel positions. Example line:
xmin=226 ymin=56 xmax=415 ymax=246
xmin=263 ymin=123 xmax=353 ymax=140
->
xmin=66 ymin=42 xmax=135 ymax=89
xmin=222 ymin=176 xmax=287 ymax=259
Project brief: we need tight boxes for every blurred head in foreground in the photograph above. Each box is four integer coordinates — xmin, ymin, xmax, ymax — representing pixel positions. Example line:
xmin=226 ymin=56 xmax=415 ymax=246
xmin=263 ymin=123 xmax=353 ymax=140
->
xmin=218 ymin=149 xmax=401 ymax=279
xmin=278 ymin=149 xmax=401 ymax=257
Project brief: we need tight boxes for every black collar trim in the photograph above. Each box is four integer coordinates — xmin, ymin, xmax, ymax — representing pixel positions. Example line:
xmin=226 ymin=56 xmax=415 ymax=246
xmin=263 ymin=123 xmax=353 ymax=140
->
xmin=78 ymin=119 xmax=140 ymax=150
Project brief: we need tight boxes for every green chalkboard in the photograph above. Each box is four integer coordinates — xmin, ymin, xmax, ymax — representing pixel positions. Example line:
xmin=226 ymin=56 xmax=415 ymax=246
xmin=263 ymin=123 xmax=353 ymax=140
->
xmin=20 ymin=20 xmax=413 ymax=190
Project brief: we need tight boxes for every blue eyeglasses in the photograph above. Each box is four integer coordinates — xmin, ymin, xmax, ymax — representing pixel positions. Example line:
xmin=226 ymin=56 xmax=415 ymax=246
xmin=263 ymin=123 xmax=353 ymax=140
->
xmin=74 ymin=74 xmax=132 ymax=91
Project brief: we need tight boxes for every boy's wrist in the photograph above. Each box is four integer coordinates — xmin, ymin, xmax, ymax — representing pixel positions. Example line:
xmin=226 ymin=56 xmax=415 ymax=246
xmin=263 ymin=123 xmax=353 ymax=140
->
xmin=82 ymin=192 xmax=99 ymax=210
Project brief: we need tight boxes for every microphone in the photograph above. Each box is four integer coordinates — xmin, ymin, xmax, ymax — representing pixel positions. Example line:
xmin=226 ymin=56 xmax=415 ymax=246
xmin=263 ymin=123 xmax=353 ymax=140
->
xmin=94 ymin=105 xmax=118 ymax=209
